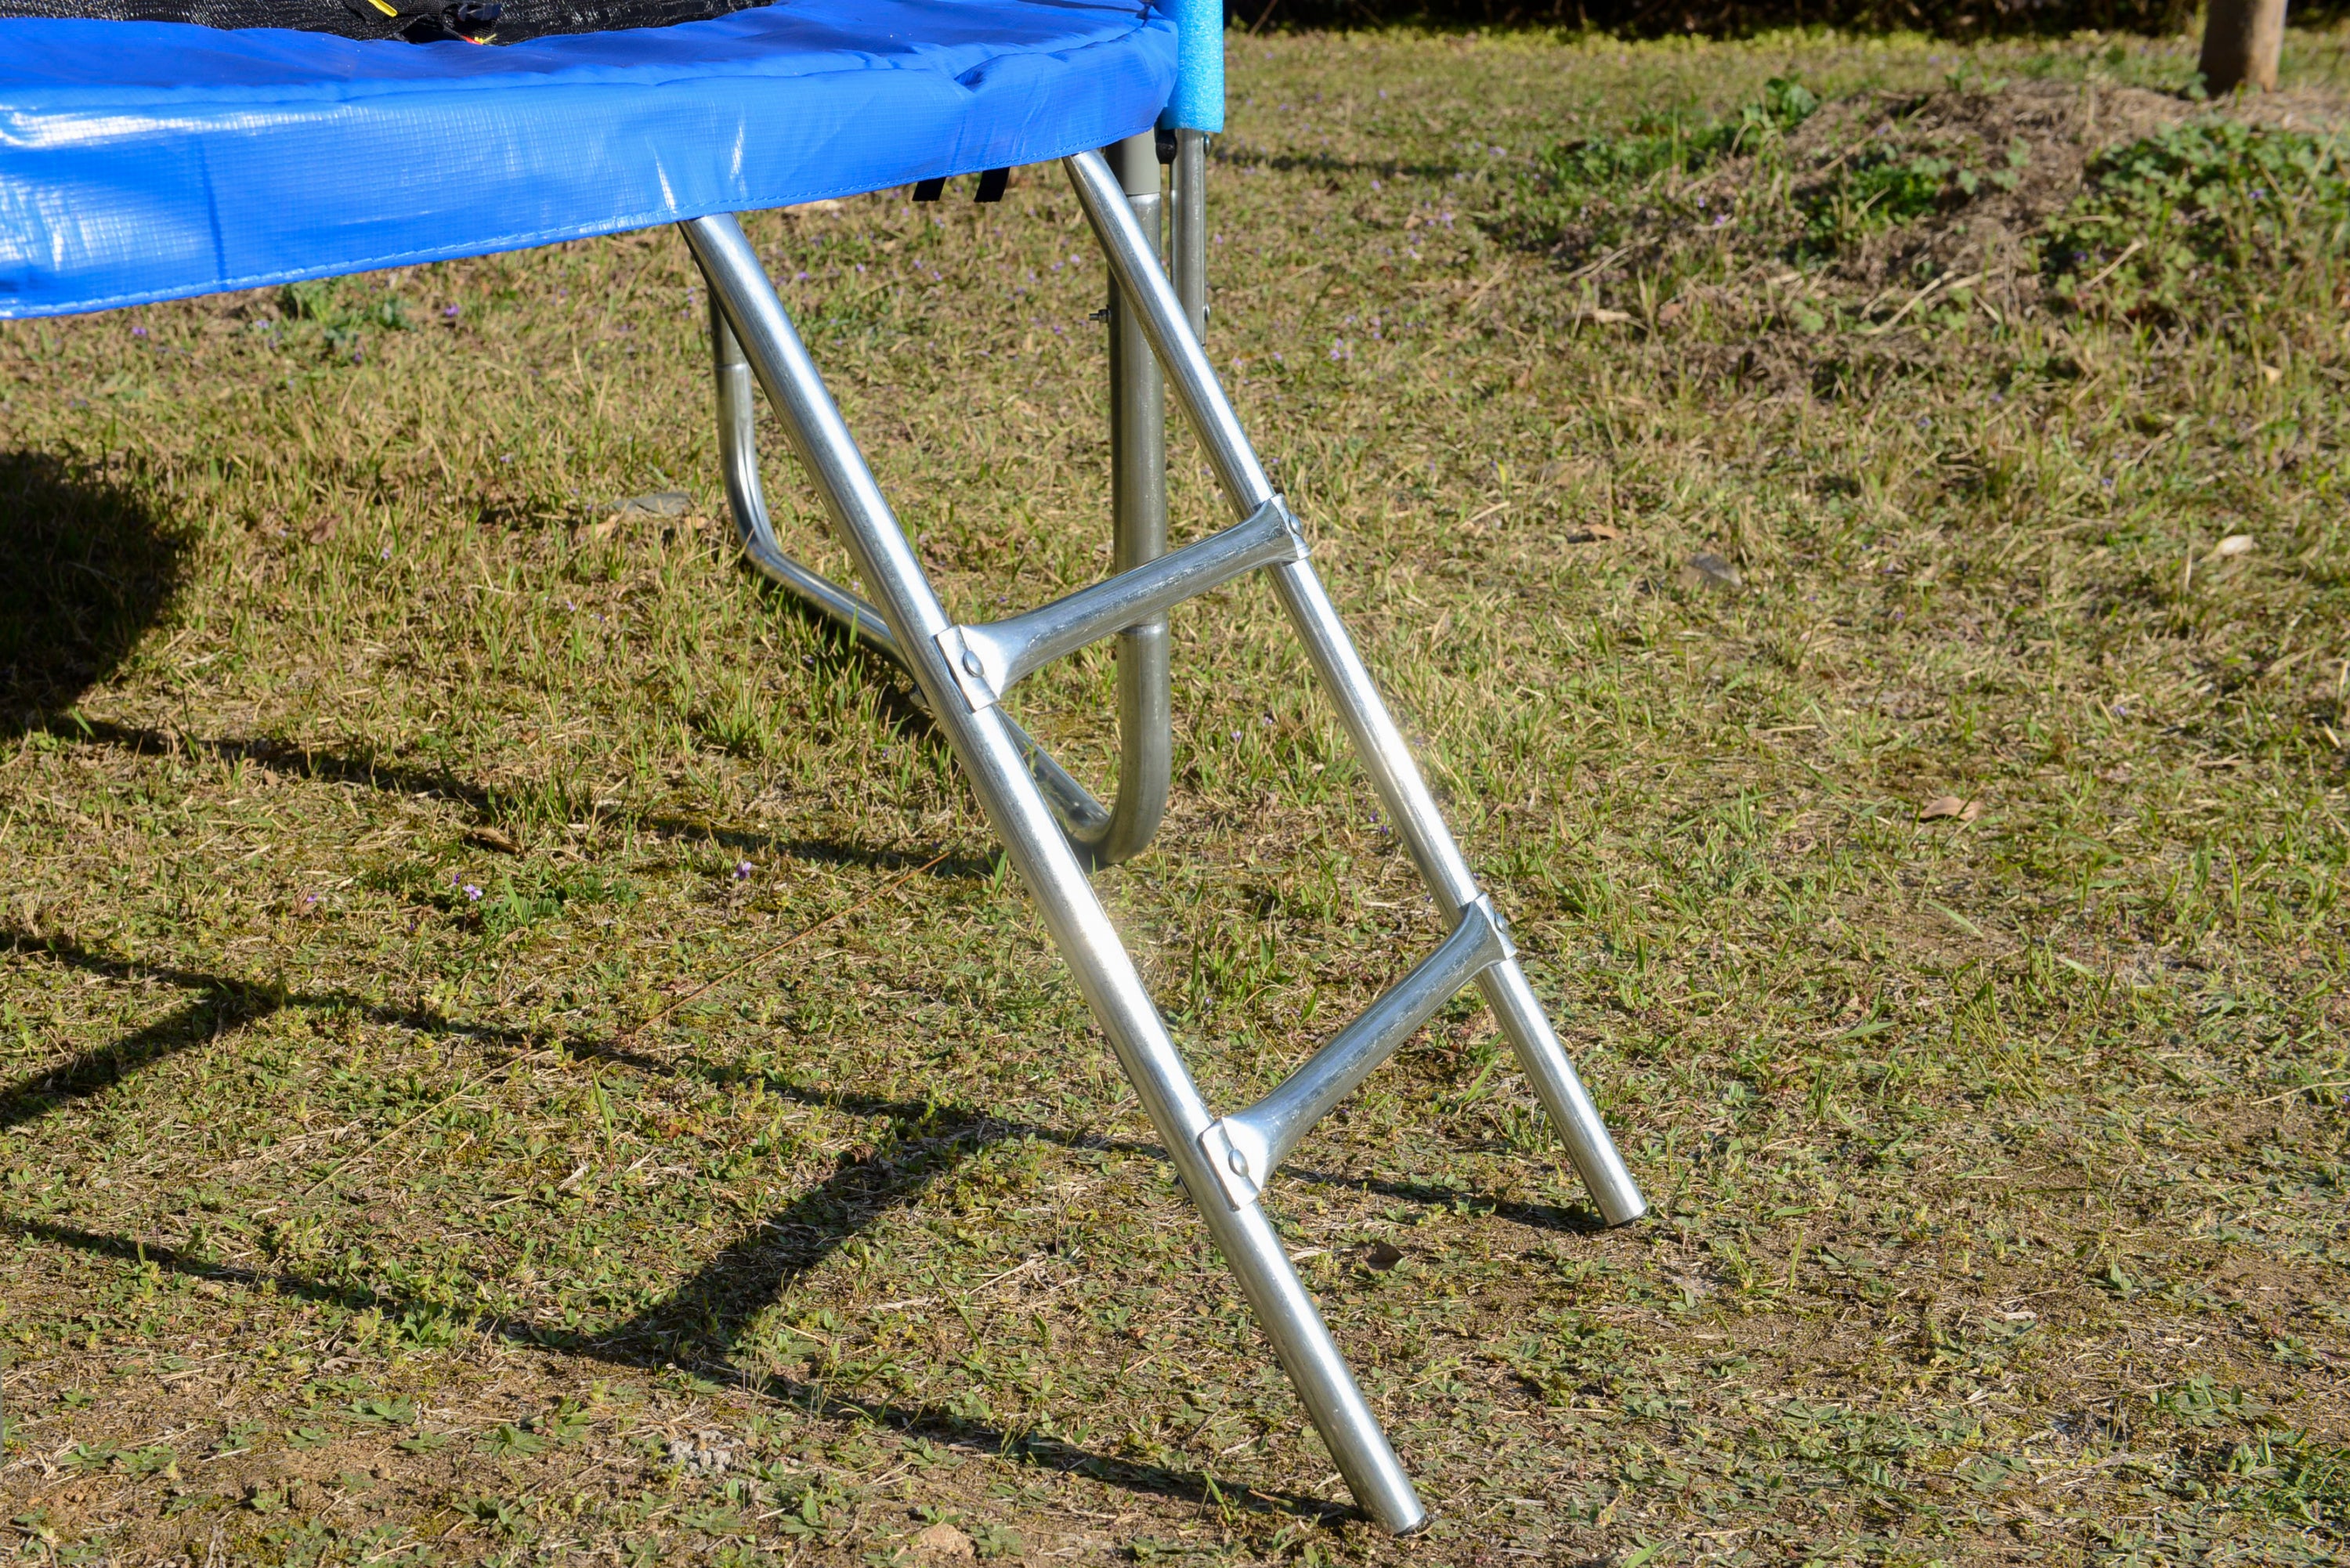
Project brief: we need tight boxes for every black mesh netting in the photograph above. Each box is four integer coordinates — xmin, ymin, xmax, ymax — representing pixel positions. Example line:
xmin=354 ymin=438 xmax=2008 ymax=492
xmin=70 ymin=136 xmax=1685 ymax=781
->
xmin=0 ymin=0 xmax=771 ymax=43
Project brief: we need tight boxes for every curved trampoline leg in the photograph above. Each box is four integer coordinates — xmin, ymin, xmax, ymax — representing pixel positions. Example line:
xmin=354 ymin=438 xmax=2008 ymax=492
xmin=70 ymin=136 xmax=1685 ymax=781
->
xmin=705 ymin=291 xmax=1115 ymax=848
xmin=705 ymin=236 xmax=1180 ymax=865
xmin=1095 ymin=131 xmax=1173 ymax=866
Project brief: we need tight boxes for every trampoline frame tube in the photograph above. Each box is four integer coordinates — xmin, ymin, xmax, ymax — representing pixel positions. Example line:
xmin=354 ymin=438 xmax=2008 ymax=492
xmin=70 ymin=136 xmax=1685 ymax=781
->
xmin=1098 ymin=131 xmax=1173 ymax=866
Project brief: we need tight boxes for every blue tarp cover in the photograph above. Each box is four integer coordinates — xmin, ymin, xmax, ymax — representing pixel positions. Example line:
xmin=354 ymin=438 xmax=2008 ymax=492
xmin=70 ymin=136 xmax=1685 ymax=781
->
xmin=0 ymin=0 xmax=1177 ymax=317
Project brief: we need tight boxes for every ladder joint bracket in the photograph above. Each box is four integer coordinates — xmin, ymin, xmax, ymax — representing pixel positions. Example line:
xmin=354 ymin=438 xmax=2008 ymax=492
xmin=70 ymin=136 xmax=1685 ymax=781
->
xmin=933 ymin=495 xmax=1306 ymax=710
xmin=933 ymin=623 xmax=1001 ymax=712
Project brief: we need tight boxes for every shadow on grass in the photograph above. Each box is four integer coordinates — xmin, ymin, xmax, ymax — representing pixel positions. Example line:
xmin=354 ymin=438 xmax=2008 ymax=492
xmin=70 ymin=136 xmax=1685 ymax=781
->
xmin=1212 ymin=144 xmax=1467 ymax=183
xmin=0 ymin=928 xmax=544 ymax=1131
xmin=0 ymin=450 xmax=188 ymax=737
xmin=2 ymin=1209 xmax=1344 ymax=1526
xmin=0 ymin=472 xmax=980 ymax=878
xmin=35 ymin=715 xmax=995 ymax=879
xmin=8 ymin=929 xmax=1550 ymax=1525
xmin=1282 ymin=1163 xmax=1610 ymax=1236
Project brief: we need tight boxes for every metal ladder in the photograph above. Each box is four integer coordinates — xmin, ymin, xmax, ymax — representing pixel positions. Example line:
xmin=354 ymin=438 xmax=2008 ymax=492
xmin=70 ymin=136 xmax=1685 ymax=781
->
xmin=680 ymin=138 xmax=1647 ymax=1536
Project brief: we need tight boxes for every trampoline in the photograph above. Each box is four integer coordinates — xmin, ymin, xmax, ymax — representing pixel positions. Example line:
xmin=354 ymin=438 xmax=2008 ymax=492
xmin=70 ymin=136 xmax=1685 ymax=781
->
xmin=0 ymin=0 xmax=1644 ymax=1532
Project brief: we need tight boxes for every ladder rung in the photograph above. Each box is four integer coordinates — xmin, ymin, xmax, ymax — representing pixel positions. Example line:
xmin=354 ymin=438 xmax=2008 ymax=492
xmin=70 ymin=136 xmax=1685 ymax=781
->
xmin=1198 ymin=896 xmax=1513 ymax=1210
xmin=935 ymin=495 xmax=1304 ymax=711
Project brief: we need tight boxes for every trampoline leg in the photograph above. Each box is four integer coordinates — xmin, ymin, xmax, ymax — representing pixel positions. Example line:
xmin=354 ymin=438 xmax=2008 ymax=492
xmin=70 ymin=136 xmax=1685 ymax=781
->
xmin=1171 ymin=128 xmax=1208 ymax=338
xmin=1097 ymin=132 xmax=1172 ymax=866
xmin=703 ymin=287 xmax=1118 ymax=848
xmin=682 ymin=209 xmax=1428 ymax=1534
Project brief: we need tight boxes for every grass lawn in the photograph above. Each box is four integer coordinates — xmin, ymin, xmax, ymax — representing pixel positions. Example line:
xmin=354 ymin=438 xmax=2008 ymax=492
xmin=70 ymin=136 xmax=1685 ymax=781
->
xmin=3 ymin=20 xmax=2348 ymax=1567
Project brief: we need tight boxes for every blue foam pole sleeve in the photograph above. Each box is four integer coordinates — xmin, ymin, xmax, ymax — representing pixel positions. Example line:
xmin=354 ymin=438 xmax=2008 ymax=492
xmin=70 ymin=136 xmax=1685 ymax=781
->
xmin=1158 ymin=0 xmax=1223 ymax=132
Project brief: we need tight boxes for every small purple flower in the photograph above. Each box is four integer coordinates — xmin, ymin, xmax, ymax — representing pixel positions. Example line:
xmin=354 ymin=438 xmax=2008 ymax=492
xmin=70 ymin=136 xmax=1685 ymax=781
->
xmin=1230 ymin=730 xmax=1242 ymax=741
xmin=733 ymin=861 xmax=753 ymax=880
xmin=379 ymin=545 xmax=392 ymax=561
xmin=463 ymin=883 xmax=483 ymax=901
xmin=442 ymin=304 xmax=461 ymax=320
xmin=132 ymin=326 xmax=148 ymax=338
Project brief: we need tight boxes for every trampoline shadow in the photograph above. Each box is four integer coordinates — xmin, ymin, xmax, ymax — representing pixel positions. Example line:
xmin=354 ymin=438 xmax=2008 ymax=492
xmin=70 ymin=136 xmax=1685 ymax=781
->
xmin=0 ymin=445 xmax=978 ymax=880
xmin=0 ymin=450 xmax=189 ymax=737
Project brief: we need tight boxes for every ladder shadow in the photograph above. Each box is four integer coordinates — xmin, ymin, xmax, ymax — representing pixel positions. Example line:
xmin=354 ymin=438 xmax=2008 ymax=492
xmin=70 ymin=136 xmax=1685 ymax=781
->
xmin=1283 ymin=1165 xmax=1611 ymax=1236
xmin=9 ymin=1206 xmax=1341 ymax=1524
xmin=0 ymin=931 xmax=1350 ymax=1525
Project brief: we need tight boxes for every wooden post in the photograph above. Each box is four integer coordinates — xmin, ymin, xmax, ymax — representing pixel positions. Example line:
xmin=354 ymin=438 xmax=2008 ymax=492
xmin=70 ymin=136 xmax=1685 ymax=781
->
xmin=2199 ymin=0 xmax=2287 ymax=94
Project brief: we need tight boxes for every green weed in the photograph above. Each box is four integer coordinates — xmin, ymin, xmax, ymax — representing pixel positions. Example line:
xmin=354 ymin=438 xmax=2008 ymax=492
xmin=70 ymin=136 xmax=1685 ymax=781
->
xmin=2045 ymin=121 xmax=2350 ymax=321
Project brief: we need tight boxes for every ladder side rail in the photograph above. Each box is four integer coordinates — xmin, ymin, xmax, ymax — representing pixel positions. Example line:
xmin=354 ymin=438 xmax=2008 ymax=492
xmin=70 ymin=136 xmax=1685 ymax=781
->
xmin=1064 ymin=150 xmax=1650 ymax=1229
xmin=682 ymin=210 xmax=1430 ymax=1537
xmin=1069 ymin=151 xmax=1271 ymax=517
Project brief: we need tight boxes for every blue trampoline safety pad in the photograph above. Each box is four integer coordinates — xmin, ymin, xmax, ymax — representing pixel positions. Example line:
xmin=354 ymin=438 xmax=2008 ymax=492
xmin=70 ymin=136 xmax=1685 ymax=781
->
xmin=0 ymin=0 xmax=1177 ymax=317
